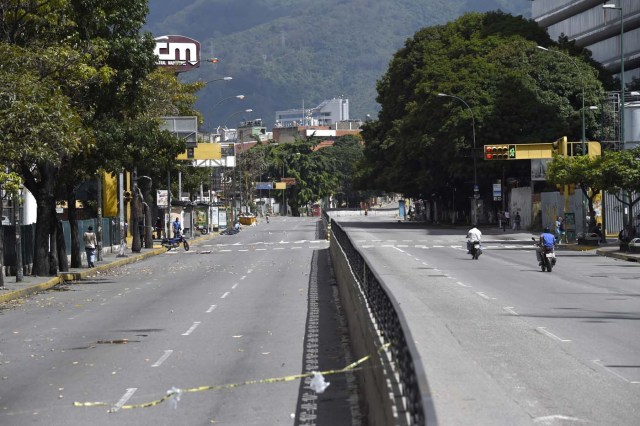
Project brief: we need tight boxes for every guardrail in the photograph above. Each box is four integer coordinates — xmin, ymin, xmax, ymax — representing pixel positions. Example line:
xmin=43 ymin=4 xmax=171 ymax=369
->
xmin=325 ymin=212 xmax=436 ymax=425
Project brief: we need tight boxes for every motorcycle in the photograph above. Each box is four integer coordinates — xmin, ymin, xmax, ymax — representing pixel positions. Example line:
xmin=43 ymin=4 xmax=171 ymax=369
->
xmin=467 ymin=239 xmax=482 ymax=260
xmin=162 ymin=233 xmax=190 ymax=251
xmin=532 ymin=237 xmax=555 ymax=272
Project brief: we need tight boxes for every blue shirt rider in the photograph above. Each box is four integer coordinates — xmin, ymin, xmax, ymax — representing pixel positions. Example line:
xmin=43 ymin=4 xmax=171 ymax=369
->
xmin=540 ymin=227 xmax=555 ymax=247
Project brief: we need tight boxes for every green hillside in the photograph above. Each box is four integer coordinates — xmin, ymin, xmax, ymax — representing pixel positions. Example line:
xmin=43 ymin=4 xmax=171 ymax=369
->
xmin=146 ymin=0 xmax=532 ymax=129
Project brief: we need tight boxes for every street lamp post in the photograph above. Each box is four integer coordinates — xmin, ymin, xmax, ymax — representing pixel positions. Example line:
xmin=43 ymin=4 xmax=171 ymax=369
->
xmin=438 ymin=93 xmax=478 ymax=225
xmin=603 ymin=2 xmax=628 ymax=229
xmin=537 ymin=46 xmax=587 ymax=154
xmin=223 ymin=109 xmax=253 ymax=216
xmin=538 ymin=45 xmax=592 ymax=233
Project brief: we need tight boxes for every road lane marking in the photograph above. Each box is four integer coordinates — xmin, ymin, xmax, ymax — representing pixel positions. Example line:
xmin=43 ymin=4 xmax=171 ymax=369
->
xmin=182 ymin=322 xmax=201 ymax=336
xmin=220 ymin=249 xmax=232 ymax=252
xmin=111 ymin=388 xmax=137 ymax=412
xmin=206 ymin=305 xmax=217 ymax=313
xmin=476 ymin=292 xmax=496 ymax=300
xmin=503 ymin=307 xmax=519 ymax=316
xmin=393 ymin=247 xmax=405 ymax=253
xmin=592 ymin=360 xmax=640 ymax=384
xmin=536 ymin=327 xmax=571 ymax=342
xmin=221 ymin=292 xmax=230 ymax=299
xmin=256 ymin=248 xmax=267 ymax=251
xmin=240 ymin=275 xmax=247 ymax=280
xmin=232 ymin=283 xmax=238 ymax=290
xmin=456 ymin=282 xmax=470 ymax=287
xmin=151 ymin=350 xmax=173 ymax=367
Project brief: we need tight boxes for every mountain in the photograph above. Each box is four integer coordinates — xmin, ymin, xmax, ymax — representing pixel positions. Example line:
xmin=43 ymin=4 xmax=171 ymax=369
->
xmin=145 ymin=0 xmax=532 ymax=129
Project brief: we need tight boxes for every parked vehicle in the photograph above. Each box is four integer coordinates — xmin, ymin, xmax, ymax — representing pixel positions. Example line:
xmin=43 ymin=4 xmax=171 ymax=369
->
xmin=161 ymin=232 xmax=189 ymax=251
xmin=533 ymin=237 xmax=555 ymax=272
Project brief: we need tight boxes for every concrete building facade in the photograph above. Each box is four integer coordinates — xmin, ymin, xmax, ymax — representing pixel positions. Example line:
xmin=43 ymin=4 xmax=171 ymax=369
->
xmin=532 ymin=0 xmax=640 ymax=82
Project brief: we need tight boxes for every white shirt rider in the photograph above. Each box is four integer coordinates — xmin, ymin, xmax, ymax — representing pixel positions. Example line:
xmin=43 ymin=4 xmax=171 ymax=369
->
xmin=467 ymin=227 xmax=482 ymax=242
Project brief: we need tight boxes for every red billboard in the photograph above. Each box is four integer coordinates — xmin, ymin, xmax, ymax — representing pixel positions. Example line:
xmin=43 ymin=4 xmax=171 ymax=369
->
xmin=154 ymin=35 xmax=200 ymax=73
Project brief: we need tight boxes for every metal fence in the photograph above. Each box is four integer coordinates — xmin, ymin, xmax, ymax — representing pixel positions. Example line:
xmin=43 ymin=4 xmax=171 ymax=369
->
xmin=327 ymin=212 xmax=436 ymax=425
xmin=2 ymin=218 xmax=121 ymax=273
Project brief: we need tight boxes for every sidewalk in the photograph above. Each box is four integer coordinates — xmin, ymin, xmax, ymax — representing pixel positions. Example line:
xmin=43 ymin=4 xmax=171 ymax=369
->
xmin=0 ymin=233 xmax=216 ymax=304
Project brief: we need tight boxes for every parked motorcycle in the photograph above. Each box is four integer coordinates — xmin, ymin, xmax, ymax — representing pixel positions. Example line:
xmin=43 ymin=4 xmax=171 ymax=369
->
xmin=468 ymin=240 xmax=482 ymax=260
xmin=532 ymin=237 xmax=555 ymax=272
xmin=162 ymin=233 xmax=190 ymax=251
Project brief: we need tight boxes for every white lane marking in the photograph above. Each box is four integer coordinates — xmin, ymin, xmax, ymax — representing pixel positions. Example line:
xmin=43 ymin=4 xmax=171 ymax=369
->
xmin=111 ymin=388 xmax=137 ymax=412
xmin=221 ymin=292 xmax=230 ymax=299
xmin=393 ymin=247 xmax=405 ymax=253
xmin=231 ymin=283 xmax=238 ymax=290
xmin=532 ymin=414 xmax=586 ymax=424
xmin=274 ymin=247 xmax=285 ymax=250
xmin=433 ymin=245 xmax=444 ymax=248
xmin=592 ymin=360 xmax=640 ymax=384
xmin=220 ymin=249 xmax=232 ymax=252
xmin=397 ymin=244 xmax=408 ymax=248
xmin=362 ymin=245 xmax=374 ymax=248
xmin=256 ymin=248 xmax=267 ymax=251
xmin=292 ymin=247 xmax=302 ymax=250
xmin=456 ymin=282 xmax=470 ymax=287
xmin=503 ymin=307 xmax=519 ymax=316
xmin=381 ymin=244 xmax=395 ymax=248
xmin=206 ymin=305 xmax=217 ymax=313
xmin=239 ymin=249 xmax=249 ymax=252
xmin=151 ymin=350 xmax=173 ymax=367
xmin=536 ymin=327 xmax=571 ymax=342
xmin=182 ymin=322 xmax=201 ymax=336
xmin=416 ymin=245 xmax=428 ymax=249
xmin=240 ymin=275 xmax=247 ymax=280
xmin=247 ymin=269 xmax=253 ymax=274
xmin=476 ymin=292 xmax=496 ymax=300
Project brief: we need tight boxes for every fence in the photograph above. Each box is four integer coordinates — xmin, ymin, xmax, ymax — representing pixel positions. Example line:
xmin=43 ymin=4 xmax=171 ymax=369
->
xmin=325 ymin=210 xmax=436 ymax=425
xmin=2 ymin=218 xmax=121 ymax=275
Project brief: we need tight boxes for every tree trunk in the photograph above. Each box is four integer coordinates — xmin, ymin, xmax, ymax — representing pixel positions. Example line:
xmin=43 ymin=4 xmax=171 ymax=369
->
xmin=13 ymin=193 xmax=23 ymax=282
xmin=48 ymin=222 xmax=58 ymax=276
xmin=56 ymin=215 xmax=68 ymax=272
xmin=67 ymin=184 xmax=82 ymax=268
xmin=32 ymin=192 xmax=55 ymax=276
xmin=0 ymin=225 xmax=4 ymax=288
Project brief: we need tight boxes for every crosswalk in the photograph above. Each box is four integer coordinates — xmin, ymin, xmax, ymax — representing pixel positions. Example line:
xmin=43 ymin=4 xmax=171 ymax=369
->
xmin=165 ymin=239 xmax=329 ymax=254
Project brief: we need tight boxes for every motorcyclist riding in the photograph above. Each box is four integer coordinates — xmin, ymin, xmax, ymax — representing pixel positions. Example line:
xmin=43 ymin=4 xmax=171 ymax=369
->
xmin=466 ymin=226 xmax=482 ymax=253
xmin=537 ymin=226 xmax=555 ymax=265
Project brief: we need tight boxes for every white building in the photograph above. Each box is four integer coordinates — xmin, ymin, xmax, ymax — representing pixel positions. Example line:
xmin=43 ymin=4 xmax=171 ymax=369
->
xmin=275 ymin=98 xmax=349 ymax=127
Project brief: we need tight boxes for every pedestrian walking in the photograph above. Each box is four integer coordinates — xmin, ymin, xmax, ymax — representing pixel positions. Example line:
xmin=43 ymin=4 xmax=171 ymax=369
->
xmin=555 ymin=216 xmax=565 ymax=244
xmin=83 ymin=226 xmax=97 ymax=268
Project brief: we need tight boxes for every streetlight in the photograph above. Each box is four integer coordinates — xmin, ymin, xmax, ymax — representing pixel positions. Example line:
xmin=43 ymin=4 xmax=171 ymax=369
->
xmin=537 ymin=46 xmax=587 ymax=153
xmin=438 ymin=93 xmax=478 ymax=225
xmin=603 ymin=1 xmax=628 ymax=228
xmin=223 ymin=109 xmax=254 ymax=215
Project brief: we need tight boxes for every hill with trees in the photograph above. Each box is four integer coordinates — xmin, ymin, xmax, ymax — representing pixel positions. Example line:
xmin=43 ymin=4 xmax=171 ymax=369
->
xmin=145 ymin=0 xmax=531 ymax=128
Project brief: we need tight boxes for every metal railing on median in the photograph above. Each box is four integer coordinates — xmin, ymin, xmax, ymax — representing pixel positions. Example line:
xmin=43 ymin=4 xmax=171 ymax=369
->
xmin=328 ymin=214 xmax=436 ymax=425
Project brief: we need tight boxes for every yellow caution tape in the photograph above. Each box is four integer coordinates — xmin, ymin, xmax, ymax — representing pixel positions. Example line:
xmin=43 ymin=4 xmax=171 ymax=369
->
xmin=73 ymin=343 xmax=390 ymax=412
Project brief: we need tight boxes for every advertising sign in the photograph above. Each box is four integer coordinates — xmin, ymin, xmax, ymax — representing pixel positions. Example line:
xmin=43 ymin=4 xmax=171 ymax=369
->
xmin=154 ymin=35 xmax=200 ymax=72
xmin=157 ymin=190 xmax=168 ymax=208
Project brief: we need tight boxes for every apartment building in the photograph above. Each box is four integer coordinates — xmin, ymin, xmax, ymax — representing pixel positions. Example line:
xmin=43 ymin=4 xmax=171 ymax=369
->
xmin=275 ymin=98 xmax=349 ymax=127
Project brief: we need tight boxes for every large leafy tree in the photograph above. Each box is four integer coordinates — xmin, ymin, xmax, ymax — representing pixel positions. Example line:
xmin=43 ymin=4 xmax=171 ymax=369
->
xmin=356 ymin=12 xmax=608 ymax=209
xmin=0 ymin=1 xmax=183 ymax=275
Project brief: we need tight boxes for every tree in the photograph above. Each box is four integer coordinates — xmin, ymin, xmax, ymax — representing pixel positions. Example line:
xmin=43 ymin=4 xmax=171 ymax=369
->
xmin=546 ymin=154 xmax=605 ymax=232
xmin=318 ymin=135 xmax=369 ymax=207
xmin=357 ymin=11 xmax=607 ymax=208
xmin=600 ymin=147 xmax=640 ymax=230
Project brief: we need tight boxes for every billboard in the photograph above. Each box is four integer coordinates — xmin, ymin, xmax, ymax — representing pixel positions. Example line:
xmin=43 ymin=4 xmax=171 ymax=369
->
xmin=154 ymin=35 xmax=200 ymax=73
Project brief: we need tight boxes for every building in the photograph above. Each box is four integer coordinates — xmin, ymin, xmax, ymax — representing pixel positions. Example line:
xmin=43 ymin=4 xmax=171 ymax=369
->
xmin=275 ymin=98 xmax=349 ymax=127
xmin=532 ymin=0 xmax=640 ymax=82
xmin=533 ymin=0 xmax=640 ymax=149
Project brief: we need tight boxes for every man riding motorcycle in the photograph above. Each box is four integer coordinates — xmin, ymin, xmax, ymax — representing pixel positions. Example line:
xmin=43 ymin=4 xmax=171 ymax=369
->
xmin=466 ymin=226 xmax=482 ymax=254
xmin=537 ymin=227 xmax=556 ymax=266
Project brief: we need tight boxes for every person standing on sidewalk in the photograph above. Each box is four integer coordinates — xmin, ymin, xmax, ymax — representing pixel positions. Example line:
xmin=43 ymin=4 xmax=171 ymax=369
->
xmin=83 ymin=226 xmax=97 ymax=268
xmin=514 ymin=212 xmax=521 ymax=231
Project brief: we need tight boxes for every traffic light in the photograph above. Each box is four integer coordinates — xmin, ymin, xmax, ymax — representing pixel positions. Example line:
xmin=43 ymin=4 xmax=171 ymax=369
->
xmin=484 ymin=145 xmax=514 ymax=160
